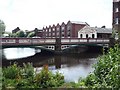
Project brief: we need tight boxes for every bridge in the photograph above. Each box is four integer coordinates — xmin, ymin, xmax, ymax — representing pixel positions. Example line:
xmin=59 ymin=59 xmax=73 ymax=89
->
xmin=1 ymin=37 xmax=112 ymax=54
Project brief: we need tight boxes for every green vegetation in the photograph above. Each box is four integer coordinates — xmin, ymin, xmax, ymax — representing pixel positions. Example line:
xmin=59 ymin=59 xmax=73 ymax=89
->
xmin=2 ymin=63 xmax=64 ymax=89
xmin=74 ymin=44 xmax=119 ymax=88
xmin=0 ymin=19 xmax=6 ymax=37
xmin=16 ymin=30 xmax=25 ymax=37
xmin=27 ymin=32 xmax=35 ymax=37
xmin=2 ymin=45 xmax=120 ymax=89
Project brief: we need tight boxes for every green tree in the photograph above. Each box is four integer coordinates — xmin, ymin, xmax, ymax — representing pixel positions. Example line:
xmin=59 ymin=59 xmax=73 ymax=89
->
xmin=0 ymin=19 xmax=6 ymax=37
xmin=27 ymin=32 xmax=35 ymax=37
xmin=16 ymin=30 xmax=25 ymax=37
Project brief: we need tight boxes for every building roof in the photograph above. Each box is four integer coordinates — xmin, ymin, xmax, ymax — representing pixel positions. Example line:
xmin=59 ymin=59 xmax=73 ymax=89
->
xmin=78 ymin=25 xmax=112 ymax=34
xmin=113 ymin=0 xmax=120 ymax=2
xmin=71 ymin=21 xmax=89 ymax=25
xmin=95 ymin=27 xmax=112 ymax=34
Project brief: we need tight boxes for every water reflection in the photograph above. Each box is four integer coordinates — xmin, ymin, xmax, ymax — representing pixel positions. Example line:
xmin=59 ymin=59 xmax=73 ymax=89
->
xmin=2 ymin=48 xmax=100 ymax=82
xmin=3 ymin=48 xmax=41 ymax=59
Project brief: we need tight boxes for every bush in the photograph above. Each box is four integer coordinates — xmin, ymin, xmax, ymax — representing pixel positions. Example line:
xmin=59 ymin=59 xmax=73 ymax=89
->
xmin=34 ymin=65 xmax=64 ymax=88
xmin=82 ymin=45 xmax=120 ymax=88
xmin=2 ymin=63 xmax=65 ymax=89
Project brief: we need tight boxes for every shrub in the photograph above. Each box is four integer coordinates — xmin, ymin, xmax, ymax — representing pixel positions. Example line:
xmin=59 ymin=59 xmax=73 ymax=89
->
xmin=34 ymin=65 xmax=65 ymax=88
xmin=2 ymin=63 xmax=65 ymax=88
xmin=82 ymin=45 xmax=120 ymax=88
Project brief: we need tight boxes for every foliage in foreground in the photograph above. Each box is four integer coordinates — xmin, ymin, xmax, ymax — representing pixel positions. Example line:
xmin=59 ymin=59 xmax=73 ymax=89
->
xmin=78 ymin=45 xmax=120 ymax=88
xmin=2 ymin=63 xmax=64 ymax=89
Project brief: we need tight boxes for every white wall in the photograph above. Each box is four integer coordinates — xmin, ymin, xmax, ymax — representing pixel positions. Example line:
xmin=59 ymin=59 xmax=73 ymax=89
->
xmin=78 ymin=26 xmax=97 ymax=38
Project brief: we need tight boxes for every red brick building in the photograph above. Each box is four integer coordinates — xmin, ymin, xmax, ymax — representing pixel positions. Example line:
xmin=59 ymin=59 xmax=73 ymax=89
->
xmin=42 ymin=21 xmax=88 ymax=38
xmin=113 ymin=0 xmax=120 ymax=32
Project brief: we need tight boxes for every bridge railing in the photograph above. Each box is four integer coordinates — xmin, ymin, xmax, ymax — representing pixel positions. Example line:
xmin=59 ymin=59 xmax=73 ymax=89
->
xmin=0 ymin=37 xmax=110 ymax=46
xmin=61 ymin=38 xmax=110 ymax=44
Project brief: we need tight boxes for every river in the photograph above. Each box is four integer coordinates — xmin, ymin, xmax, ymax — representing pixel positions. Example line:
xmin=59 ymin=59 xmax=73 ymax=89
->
xmin=2 ymin=47 xmax=101 ymax=83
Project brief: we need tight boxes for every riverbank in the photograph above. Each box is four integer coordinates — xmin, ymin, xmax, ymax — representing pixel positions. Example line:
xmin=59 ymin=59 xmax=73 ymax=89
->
xmin=2 ymin=45 xmax=119 ymax=89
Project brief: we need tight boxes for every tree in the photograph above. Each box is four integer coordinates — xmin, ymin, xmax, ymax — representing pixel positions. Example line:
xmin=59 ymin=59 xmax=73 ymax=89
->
xmin=16 ymin=30 xmax=25 ymax=37
xmin=0 ymin=20 xmax=6 ymax=37
xmin=27 ymin=32 xmax=35 ymax=37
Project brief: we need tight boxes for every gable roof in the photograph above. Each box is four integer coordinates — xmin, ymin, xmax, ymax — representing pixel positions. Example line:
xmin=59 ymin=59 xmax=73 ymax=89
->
xmin=78 ymin=25 xmax=96 ymax=33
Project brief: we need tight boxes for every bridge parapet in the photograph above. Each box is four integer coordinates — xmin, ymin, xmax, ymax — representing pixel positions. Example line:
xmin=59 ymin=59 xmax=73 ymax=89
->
xmin=1 ymin=37 xmax=110 ymax=48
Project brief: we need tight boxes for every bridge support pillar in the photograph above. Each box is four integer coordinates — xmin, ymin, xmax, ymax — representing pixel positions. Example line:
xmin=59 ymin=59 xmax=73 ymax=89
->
xmin=55 ymin=38 xmax=62 ymax=54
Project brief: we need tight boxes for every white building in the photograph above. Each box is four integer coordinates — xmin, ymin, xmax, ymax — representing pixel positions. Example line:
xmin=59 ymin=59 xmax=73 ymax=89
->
xmin=78 ymin=26 xmax=112 ymax=38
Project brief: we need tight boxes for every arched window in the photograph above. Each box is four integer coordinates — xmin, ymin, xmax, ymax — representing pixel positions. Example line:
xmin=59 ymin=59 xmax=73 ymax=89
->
xmin=86 ymin=34 xmax=88 ymax=38
xmin=80 ymin=34 xmax=82 ymax=38
xmin=92 ymin=34 xmax=95 ymax=38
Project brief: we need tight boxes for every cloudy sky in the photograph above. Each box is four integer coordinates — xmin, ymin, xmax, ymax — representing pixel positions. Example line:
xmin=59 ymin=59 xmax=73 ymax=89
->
xmin=0 ymin=0 xmax=112 ymax=32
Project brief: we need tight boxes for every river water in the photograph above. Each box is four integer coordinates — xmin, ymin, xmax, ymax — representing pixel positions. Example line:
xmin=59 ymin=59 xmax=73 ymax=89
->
xmin=2 ymin=47 xmax=101 ymax=83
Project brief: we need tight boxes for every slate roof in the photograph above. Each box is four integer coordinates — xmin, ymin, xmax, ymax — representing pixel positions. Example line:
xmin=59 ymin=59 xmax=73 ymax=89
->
xmin=95 ymin=27 xmax=112 ymax=34
xmin=71 ymin=21 xmax=89 ymax=25
xmin=80 ymin=26 xmax=112 ymax=34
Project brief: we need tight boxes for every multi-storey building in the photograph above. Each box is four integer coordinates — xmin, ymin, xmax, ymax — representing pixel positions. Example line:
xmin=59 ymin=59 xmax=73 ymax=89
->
xmin=42 ymin=21 xmax=88 ymax=38
xmin=113 ymin=0 xmax=120 ymax=32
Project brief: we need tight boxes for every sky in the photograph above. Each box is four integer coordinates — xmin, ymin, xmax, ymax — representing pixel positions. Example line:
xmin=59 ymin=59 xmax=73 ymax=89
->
xmin=0 ymin=0 xmax=112 ymax=32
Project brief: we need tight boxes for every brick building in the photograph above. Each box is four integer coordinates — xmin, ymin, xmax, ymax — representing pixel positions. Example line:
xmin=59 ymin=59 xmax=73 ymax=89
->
xmin=42 ymin=21 xmax=88 ymax=38
xmin=113 ymin=0 xmax=120 ymax=32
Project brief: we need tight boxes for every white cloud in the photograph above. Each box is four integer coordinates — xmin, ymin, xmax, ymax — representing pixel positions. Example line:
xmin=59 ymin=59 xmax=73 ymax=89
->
xmin=0 ymin=0 xmax=112 ymax=32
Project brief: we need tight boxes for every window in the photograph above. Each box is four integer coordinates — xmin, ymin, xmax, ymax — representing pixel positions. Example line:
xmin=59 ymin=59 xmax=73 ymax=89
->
xmin=62 ymin=34 xmax=64 ymax=37
xmin=67 ymin=26 xmax=71 ymax=30
xmin=49 ymin=29 xmax=51 ymax=32
xmin=53 ymin=28 xmax=55 ymax=31
xmin=57 ymin=27 xmax=59 ymax=31
xmin=115 ymin=18 xmax=119 ymax=24
xmin=67 ymin=32 xmax=70 ymax=37
xmin=115 ymin=7 xmax=119 ymax=12
xmin=86 ymin=34 xmax=88 ymax=38
xmin=57 ymin=32 xmax=59 ymax=36
xmin=62 ymin=32 xmax=64 ymax=34
xmin=92 ymin=34 xmax=95 ymax=38
xmin=53 ymin=33 xmax=55 ymax=36
xmin=49 ymin=33 xmax=51 ymax=36
xmin=80 ymin=34 xmax=82 ymax=38
xmin=62 ymin=27 xmax=65 ymax=30
xmin=62 ymin=27 xmax=64 ymax=32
